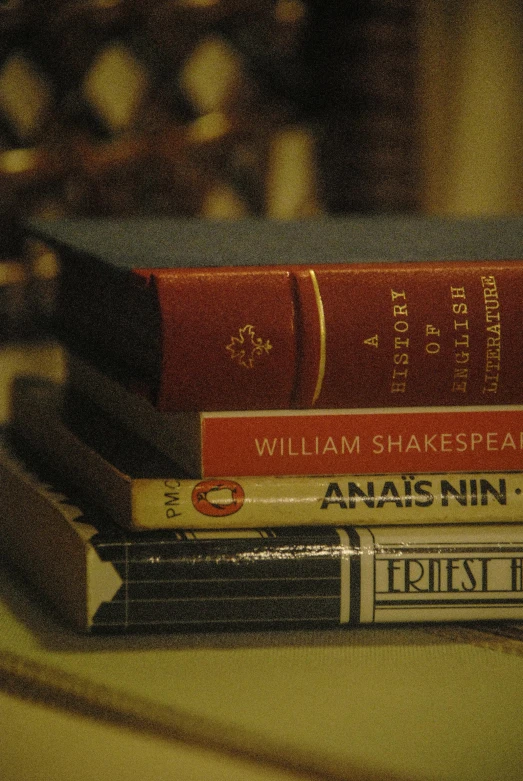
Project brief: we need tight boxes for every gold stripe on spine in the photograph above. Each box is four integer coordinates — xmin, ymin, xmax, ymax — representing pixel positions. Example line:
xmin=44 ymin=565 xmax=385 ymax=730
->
xmin=309 ymin=269 xmax=326 ymax=406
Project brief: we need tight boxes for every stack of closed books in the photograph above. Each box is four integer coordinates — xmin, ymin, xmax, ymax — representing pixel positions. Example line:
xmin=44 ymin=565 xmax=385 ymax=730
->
xmin=3 ymin=214 xmax=523 ymax=633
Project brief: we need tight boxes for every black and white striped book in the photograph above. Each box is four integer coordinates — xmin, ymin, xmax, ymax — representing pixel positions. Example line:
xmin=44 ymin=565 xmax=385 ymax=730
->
xmin=2 ymin=435 xmax=523 ymax=633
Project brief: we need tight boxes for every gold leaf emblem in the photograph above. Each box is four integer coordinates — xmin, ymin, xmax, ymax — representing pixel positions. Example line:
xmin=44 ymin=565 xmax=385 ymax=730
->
xmin=226 ymin=324 xmax=272 ymax=369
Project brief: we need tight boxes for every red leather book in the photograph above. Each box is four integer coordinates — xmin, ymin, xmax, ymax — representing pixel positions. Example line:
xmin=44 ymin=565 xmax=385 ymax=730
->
xmin=28 ymin=216 xmax=523 ymax=411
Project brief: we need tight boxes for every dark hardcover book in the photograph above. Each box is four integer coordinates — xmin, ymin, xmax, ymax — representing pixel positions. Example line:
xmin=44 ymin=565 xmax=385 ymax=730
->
xmin=2 ymin=434 xmax=523 ymax=633
xmin=13 ymin=375 xmax=523 ymax=530
xmin=66 ymin=353 xmax=523 ymax=479
xmin=27 ymin=215 xmax=523 ymax=411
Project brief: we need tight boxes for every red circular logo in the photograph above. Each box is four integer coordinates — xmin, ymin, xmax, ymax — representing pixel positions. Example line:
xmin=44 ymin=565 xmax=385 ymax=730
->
xmin=191 ymin=480 xmax=245 ymax=517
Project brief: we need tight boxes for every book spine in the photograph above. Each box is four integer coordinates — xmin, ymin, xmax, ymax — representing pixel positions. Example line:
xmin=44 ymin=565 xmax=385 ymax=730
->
xmin=200 ymin=404 xmax=523 ymax=476
xmin=67 ymin=354 xmax=523 ymax=479
xmin=153 ymin=260 xmax=523 ymax=410
xmin=17 ymin=374 xmax=523 ymax=529
xmin=0 ymin=444 xmax=123 ymax=630
xmin=133 ymin=472 xmax=523 ymax=530
xmin=91 ymin=524 xmax=523 ymax=631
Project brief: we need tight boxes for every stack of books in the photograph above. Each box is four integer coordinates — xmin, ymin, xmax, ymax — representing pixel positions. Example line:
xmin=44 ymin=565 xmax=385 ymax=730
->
xmin=3 ymin=214 xmax=523 ymax=633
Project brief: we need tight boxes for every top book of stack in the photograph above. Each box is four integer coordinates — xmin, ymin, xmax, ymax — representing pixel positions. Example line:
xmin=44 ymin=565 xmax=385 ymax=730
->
xmin=26 ymin=216 xmax=523 ymax=412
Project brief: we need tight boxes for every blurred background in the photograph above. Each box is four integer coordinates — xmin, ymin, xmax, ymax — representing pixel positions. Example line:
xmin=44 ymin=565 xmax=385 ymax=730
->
xmin=0 ymin=0 xmax=521 ymax=341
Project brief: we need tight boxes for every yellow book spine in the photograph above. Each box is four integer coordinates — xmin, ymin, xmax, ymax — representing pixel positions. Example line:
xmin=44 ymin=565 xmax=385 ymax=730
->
xmin=131 ymin=472 xmax=522 ymax=530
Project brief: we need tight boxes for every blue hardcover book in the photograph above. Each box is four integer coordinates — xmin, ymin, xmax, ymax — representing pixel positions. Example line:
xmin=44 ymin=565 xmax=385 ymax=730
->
xmin=26 ymin=215 xmax=523 ymax=412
